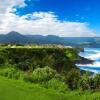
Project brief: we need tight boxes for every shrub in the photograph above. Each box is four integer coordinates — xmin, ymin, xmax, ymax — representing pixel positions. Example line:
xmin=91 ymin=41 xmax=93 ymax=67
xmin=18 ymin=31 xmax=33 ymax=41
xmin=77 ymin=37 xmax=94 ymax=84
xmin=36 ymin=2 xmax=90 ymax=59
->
xmin=79 ymin=73 xmax=100 ymax=91
xmin=79 ymin=72 xmax=91 ymax=91
xmin=0 ymin=68 xmax=16 ymax=78
xmin=0 ymin=55 xmax=5 ymax=65
xmin=66 ymin=68 xmax=80 ymax=90
xmin=80 ymin=77 xmax=97 ymax=91
xmin=65 ymin=48 xmax=79 ymax=61
xmin=47 ymin=78 xmax=68 ymax=93
xmin=17 ymin=62 xmax=30 ymax=71
xmin=0 ymin=67 xmax=23 ymax=80
xmin=13 ymin=71 xmax=24 ymax=80
xmin=54 ymin=73 xmax=65 ymax=81
xmin=79 ymin=78 xmax=90 ymax=91
xmin=32 ymin=66 xmax=56 ymax=83
xmin=23 ymin=67 xmax=56 ymax=83
xmin=94 ymin=74 xmax=100 ymax=90
xmin=23 ymin=74 xmax=34 ymax=83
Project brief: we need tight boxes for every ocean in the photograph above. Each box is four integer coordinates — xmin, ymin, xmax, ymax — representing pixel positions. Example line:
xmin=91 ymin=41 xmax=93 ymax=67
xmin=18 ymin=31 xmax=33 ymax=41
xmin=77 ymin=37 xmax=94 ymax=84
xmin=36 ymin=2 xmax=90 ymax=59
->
xmin=76 ymin=48 xmax=100 ymax=73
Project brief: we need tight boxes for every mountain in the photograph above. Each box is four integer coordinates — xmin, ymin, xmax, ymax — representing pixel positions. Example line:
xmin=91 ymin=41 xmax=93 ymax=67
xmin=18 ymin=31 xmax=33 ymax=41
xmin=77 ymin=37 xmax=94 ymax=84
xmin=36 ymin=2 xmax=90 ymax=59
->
xmin=0 ymin=31 xmax=28 ymax=44
xmin=0 ymin=31 xmax=100 ymax=47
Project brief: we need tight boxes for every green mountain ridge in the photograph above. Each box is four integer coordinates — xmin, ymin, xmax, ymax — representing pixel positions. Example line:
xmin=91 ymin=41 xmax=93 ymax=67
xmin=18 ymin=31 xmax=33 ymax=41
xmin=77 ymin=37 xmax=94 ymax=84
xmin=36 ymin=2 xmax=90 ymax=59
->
xmin=0 ymin=31 xmax=100 ymax=47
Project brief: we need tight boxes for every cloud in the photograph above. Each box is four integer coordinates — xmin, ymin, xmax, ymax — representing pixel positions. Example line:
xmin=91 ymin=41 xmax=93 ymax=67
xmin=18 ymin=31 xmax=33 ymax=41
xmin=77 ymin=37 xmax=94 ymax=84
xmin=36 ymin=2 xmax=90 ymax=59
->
xmin=0 ymin=0 xmax=26 ymax=14
xmin=0 ymin=0 xmax=96 ymax=37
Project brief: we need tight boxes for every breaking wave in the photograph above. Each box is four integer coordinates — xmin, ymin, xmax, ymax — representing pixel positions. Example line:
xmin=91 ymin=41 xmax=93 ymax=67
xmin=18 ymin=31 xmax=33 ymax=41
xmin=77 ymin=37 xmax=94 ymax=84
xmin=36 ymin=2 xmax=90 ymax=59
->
xmin=76 ymin=48 xmax=100 ymax=73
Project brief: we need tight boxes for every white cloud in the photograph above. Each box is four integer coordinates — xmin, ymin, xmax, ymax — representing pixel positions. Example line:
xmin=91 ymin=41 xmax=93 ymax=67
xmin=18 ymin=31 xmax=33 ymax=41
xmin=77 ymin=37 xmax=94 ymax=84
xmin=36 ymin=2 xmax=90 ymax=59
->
xmin=0 ymin=0 xmax=96 ymax=37
xmin=0 ymin=0 xmax=26 ymax=14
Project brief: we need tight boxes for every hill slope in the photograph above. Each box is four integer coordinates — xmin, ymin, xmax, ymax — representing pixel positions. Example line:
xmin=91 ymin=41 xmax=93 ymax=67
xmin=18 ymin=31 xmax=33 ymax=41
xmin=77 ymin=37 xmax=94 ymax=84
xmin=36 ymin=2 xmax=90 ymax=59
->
xmin=0 ymin=76 xmax=68 ymax=100
xmin=0 ymin=31 xmax=100 ymax=47
xmin=0 ymin=76 xmax=100 ymax=100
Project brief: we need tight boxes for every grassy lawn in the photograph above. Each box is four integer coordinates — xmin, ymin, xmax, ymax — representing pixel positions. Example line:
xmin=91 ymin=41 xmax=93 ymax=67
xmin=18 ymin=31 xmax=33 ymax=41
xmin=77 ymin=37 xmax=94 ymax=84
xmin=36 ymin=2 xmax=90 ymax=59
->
xmin=0 ymin=76 xmax=100 ymax=100
xmin=0 ymin=76 xmax=69 ymax=100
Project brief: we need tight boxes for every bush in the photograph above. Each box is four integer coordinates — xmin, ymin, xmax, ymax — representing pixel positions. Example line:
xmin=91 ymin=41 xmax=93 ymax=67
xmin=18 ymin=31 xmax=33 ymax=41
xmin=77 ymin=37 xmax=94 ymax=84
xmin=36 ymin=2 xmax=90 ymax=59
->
xmin=79 ymin=73 xmax=100 ymax=91
xmin=46 ymin=78 xmax=68 ymax=93
xmin=17 ymin=61 xmax=30 ymax=71
xmin=79 ymin=78 xmax=90 ymax=91
xmin=0 ymin=55 xmax=5 ymax=65
xmin=32 ymin=66 xmax=56 ymax=83
xmin=94 ymin=74 xmax=100 ymax=90
xmin=13 ymin=71 xmax=24 ymax=80
xmin=23 ymin=67 xmax=56 ymax=83
xmin=66 ymin=68 xmax=80 ymax=90
xmin=65 ymin=48 xmax=79 ymax=61
xmin=0 ymin=67 xmax=23 ymax=80
xmin=23 ymin=74 xmax=34 ymax=83
xmin=80 ymin=77 xmax=97 ymax=91
xmin=54 ymin=73 xmax=65 ymax=81
xmin=0 ymin=68 xmax=16 ymax=78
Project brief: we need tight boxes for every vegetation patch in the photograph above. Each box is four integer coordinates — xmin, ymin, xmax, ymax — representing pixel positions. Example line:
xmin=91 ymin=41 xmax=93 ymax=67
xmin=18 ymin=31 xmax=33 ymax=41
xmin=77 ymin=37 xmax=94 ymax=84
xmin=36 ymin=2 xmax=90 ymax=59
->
xmin=0 ymin=46 xmax=100 ymax=100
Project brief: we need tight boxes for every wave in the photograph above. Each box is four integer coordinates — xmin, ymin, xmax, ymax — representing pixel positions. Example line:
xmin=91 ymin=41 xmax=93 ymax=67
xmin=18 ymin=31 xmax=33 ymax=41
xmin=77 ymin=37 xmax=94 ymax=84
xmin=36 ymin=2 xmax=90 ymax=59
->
xmin=76 ymin=62 xmax=100 ymax=73
xmin=76 ymin=62 xmax=100 ymax=67
xmin=79 ymin=53 xmax=100 ymax=60
xmin=84 ymin=48 xmax=100 ymax=53
xmin=76 ymin=48 xmax=100 ymax=73
xmin=79 ymin=48 xmax=100 ymax=60
xmin=79 ymin=67 xmax=99 ymax=73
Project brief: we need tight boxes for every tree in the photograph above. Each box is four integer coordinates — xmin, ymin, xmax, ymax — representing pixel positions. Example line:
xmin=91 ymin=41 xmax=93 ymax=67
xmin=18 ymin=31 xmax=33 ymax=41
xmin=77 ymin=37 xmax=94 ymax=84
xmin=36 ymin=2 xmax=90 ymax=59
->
xmin=32 ymin=66 xmax=56 ymax=83
xmin=66 ymin=68 xmax=80 ymax=90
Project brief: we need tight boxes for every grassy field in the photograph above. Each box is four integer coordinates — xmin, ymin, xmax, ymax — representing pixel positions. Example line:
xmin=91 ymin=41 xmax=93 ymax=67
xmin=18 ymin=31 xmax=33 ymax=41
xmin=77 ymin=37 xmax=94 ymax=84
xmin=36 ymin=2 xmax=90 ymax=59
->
xmin=0 ymin=76 xmax=68 ymax=100
xmin=0 ymin=76 xmax=100 ymax=100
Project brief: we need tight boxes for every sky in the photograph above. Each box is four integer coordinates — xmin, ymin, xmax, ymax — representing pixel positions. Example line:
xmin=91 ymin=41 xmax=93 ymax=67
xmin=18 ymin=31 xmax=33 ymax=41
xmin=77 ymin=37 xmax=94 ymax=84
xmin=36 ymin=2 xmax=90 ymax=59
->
xmin=0 ymin=0 xmax=99 ymax=37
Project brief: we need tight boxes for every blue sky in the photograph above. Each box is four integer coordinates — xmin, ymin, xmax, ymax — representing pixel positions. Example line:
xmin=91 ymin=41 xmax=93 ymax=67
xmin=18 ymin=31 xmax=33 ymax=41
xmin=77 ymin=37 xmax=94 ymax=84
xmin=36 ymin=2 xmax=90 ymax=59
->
xmin=16 ymin=0 xmax=100 ymax=32
xmin=0 ymin=0 xmax=99 ymax=37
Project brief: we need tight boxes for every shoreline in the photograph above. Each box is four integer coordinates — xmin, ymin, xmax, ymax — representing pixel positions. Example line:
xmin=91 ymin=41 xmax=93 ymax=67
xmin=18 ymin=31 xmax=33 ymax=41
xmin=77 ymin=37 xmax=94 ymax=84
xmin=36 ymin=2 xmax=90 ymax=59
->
xmin=74 ymin=57 xmax=94 ymax=64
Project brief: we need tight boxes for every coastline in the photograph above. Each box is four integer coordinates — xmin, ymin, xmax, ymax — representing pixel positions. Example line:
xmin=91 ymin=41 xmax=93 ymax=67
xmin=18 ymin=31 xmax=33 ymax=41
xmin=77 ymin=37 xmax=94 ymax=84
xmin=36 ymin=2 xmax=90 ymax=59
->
xmin=74 ymin=57 xmax=94 ymax=64
xmin=74 ymin=47 xmax=94 ymax=65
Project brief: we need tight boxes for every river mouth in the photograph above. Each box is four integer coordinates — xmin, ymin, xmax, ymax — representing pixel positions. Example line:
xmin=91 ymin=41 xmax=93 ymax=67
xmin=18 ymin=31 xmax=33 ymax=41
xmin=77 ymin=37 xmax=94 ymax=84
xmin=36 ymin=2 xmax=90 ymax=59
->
xmin=76 ymin=48 xmax=100 ymax=73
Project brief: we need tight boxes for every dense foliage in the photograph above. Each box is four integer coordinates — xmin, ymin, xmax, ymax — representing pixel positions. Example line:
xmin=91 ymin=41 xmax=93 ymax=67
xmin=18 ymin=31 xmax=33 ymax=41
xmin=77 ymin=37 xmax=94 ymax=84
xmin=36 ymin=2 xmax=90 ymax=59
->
xmin=0 ymin=47 xmax=76 ymax=91
xmin=0 ymin=48 xmax=76 ymax=73
xmin=0 ymin=46 xmax=99 ymax=97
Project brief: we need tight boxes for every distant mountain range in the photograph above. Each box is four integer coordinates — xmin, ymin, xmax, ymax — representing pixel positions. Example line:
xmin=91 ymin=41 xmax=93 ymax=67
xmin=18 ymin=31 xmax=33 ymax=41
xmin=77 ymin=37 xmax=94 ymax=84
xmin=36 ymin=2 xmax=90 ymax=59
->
xmin=0 ymin=31 xmax=100 ymax=47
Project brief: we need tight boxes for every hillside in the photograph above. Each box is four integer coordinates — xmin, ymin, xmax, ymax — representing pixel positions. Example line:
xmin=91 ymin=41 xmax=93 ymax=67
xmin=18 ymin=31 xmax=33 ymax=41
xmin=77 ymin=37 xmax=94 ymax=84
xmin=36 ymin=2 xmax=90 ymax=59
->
xmin=0 ymin=31 xmax=100 ymax=47
xmin=0 ymin=46 xmax=100 ymax=100
xmin=0 ymin=76 xmax=68 ymax=100
xmin=0 ymin=47 xmax=77 ymax=73
xmin=0 ymin=76 xmax=100 ymax=100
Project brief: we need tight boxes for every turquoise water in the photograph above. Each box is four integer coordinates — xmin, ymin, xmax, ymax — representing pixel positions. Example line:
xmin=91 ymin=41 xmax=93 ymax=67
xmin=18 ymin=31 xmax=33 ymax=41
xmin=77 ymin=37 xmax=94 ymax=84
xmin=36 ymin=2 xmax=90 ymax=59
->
xmin=76 ymin=48 xmax=100 ymax=73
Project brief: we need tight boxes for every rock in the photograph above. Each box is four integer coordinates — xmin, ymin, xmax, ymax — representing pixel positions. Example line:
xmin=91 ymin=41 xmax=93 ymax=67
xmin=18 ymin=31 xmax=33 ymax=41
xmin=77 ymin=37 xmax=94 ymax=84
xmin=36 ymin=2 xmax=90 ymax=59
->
xmin=74 ymin=57 xmax=94 ymax=64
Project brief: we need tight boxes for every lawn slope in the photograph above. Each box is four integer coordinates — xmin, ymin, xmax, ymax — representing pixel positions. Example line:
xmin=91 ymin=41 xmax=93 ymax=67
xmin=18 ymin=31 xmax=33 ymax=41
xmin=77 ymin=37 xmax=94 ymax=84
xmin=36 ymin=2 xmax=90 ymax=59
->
xmin=0 ymin=76 xmax=68 ymax=100
xmin=0 ymin=76 xmax=100 ymax=100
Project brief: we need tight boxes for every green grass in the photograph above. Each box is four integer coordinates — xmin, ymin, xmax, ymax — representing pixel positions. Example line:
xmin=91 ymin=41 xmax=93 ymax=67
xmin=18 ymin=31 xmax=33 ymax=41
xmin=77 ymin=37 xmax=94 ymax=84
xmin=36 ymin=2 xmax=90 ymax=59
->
xmin=0 ymin=76 xmax=68 ymax=100
xmin=0 ymin=76 xmax=100 ymax=100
